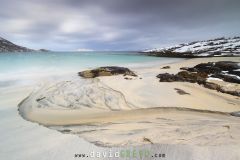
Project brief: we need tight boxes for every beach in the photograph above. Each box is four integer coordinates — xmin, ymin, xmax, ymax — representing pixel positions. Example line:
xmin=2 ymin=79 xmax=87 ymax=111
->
xmin=16 ymin=56 xmax=240 ymax=152
xmin=1 ymin=54 xmax=240 ymax=159
xmin=100 ymin=57 xmax=240 ymax=112
xmin=0 ymin=84 xmax=109 ymax=159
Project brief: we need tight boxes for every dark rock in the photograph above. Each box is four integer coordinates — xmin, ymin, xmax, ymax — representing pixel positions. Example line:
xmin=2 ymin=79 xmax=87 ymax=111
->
xmin=174 ymin=88 xmax=190 ymax=95
xmin=78 ymin=66 xmax=137 ymax=78
xmin=201 ymin=81 xmax=240 ymax=96
xmin=201 ymin=81 xmax=239 ymax=96
xmin=177 ymin=71 xmax=207 ymax=83
xmin=177 ymin=71 xmax=197 ymax=82
xmin=212 ymin=73 xmax=240 ymax=84
xmin=228 ymin=70 xmax=240 ymax=77
xmin=230 ymin=111 xmax=240 ymax=117
xmin=156 ymin=61 xmax=240 ymax=97
xmin=183 ymin=61 xmax=240 ymax=84
xmin=161 ymin=66 xmax=170 ymax=69
xmin=202 ymin=82 xmax=221 ymax=90
xmin=215 ymin=61 xmax=239 ymax=70
xmin=193 ymin=62 xmax=221 ymax=74
xmin=156 ymin=73 xmax=179 ymax=82
xmin=195 ymin=61 xmax=239 ymax=72
xmin=220 ymin=90 xmax=240 ymax=97
xmin=143 ymin=137 xmax=153 ymax=144
xmin=146 ymin=50 xmax=196 ymax=58
xmin=61 ymin=129 xmax=72 ymax=133
xmin=124 ymin=77 xmax=132 ymax=80
xmin=180 ymin=67 xmax=188 ymax=70
xmin=157 ymin=71 xmax=207 ymax=83
xmin=181 ymin=67 xmax=198 ymax=72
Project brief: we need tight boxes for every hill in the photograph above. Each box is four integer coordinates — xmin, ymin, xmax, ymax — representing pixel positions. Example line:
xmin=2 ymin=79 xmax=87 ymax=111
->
xmin=0 ymin=37 xmax=33 ymax=52
xmin=144 ymin=37 xmax=240 ymax=57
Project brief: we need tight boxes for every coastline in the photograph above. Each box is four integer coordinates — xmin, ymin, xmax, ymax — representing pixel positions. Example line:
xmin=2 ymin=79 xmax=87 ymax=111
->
xmin=1 ymin=56 xmax=239 ymax=159
xmin=18 ymin=56 xmax=240 ymax=148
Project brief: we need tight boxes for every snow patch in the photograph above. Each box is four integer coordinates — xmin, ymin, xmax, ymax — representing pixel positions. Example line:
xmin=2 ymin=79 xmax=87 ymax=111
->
xmin=144 ymin=37 xmax=240 ymax=56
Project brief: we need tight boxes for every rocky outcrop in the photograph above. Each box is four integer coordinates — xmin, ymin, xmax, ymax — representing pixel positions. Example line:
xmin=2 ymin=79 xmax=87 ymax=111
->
xmin=0 ymin=37 xmax=33 ymax=52
xmin=157 ymin=61 xmax=240 ymax=96
xmin=78 ymin=66 xmax=137 ymax=78
xmin=181 ymin=61 xmax=240 ymax=84
xmin=161 ymin=66 xmax=171 ymax=69
xmin=157 ymin=71 xmax=207 ymax=83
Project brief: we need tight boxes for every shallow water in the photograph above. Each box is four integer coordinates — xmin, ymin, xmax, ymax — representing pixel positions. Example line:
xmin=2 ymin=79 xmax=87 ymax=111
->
xmin=0 ymin=51 xmax=181 ymax=88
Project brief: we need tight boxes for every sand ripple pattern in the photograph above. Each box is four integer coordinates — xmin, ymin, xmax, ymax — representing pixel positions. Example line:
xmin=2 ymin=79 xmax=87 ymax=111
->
xmin=18 ymin=79 xmax=240 ymax=147
xmin=20 ymin=79 xmax=135 ymax=111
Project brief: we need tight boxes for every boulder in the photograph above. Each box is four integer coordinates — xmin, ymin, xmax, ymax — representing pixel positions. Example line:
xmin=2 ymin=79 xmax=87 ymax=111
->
xmin=215 ymin=61 xmax=240 ymax=70
xmin=211 ymin=73 xmax=240 ymax=84
xmin=191 ymin=62 xmax=221 ymax=74
xmin=157 ymin=71 xmax=207 ymax=83
xmin=182 ymin=61 xmax=240 ymax=84
xmin=156 ymin=73 xmax=179 ymax=82
xmin=161 ymin=66 xmax=170 ymax=69
xmin=78 ymin=66 xmax=137 ymax=78
xmin=177 ymin=71 xmax=207 ymax=83
xmin=228 ymin=70 xmax=240 ymax=77
xmin=156 ymin=61 xmax=240 ymax=97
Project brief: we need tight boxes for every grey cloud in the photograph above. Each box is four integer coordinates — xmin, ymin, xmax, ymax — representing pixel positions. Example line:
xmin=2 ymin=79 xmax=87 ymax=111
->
xmin=0 ymin=0 xmax=239 ymax=51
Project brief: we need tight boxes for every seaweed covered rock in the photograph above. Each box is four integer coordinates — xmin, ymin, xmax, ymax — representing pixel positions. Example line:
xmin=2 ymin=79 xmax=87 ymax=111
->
xmin=181 ymin=61 xmax=240 ymax=84
xmin=157 ymin=61 xmax=240 ymax=96
xmin=177 ymin=71 xmax=208 ymax=83
xmin=78 ymin=66 xmax=137 ymax=78
xmin=157 ymin=71 xmax=207 ymax=83
xmin=156 ymin=73 xmax=178 ymax=82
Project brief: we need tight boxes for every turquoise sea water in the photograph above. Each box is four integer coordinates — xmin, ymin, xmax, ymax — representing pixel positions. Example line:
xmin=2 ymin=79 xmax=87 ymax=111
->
xmin=0 ymin=51 xmax=181 ymax=88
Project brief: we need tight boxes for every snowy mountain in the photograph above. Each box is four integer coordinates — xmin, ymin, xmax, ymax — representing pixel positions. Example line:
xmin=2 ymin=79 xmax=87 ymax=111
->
xmin=144 ymin=37 xmax=240 ymax=57
xmin=0 ymin=37 xmax=33 ymax=52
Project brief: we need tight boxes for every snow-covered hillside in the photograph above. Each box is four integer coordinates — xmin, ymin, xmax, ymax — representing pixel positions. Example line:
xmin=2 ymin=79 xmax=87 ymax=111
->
xmin=144 ymin=37 xmax=240 ymax=57
xmin=0 ymin=37 xmax=33 ymax=52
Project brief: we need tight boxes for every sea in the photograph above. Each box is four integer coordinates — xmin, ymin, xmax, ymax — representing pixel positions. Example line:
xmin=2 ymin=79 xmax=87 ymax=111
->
xmin=0 ymin=51 xmax=181 ymax=88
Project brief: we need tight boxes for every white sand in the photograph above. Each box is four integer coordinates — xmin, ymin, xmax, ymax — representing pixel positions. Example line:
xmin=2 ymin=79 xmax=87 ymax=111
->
xmin=2 ymin=57 xmax=240 ymax=159
xmin=100 ymin=57 xmax=240 ymax=112
xmin=0 ymin=85 xmax=105 ymax=160
xmin=18 ymin=57 xmax=240 ymax=147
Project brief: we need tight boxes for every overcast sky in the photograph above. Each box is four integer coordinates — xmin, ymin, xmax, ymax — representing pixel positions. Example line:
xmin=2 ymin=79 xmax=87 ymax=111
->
xmin=0 ymin=0 xmax=240 ymax=51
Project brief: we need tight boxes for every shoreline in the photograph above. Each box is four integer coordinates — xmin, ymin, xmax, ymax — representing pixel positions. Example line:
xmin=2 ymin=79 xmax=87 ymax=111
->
xmin=18 ymin=56 xmax=240 ymax=147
